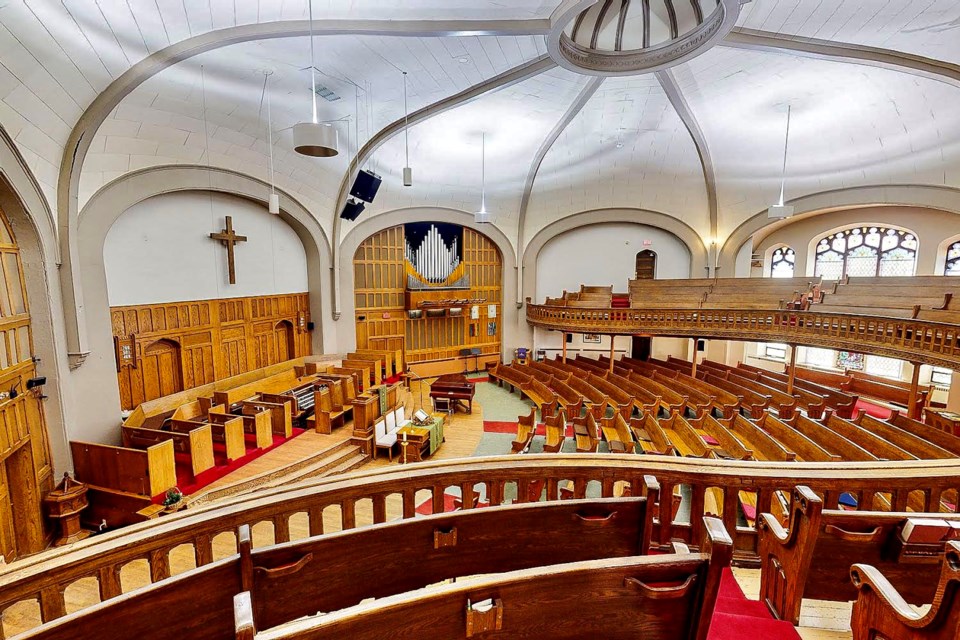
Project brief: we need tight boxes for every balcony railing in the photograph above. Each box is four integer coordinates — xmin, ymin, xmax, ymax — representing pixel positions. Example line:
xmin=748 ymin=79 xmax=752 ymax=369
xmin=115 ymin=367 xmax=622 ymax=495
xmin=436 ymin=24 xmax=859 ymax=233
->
xmin=2 ymin=454 xmax=960 ymax=635
xmin=526 ymin=304 xmax=960 ymax=369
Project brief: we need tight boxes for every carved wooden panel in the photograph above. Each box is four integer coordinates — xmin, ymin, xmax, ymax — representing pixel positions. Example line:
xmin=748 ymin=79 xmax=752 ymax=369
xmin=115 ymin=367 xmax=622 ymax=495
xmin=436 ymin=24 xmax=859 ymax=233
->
xmin=112 ymin=293 xmax=311 ymax=410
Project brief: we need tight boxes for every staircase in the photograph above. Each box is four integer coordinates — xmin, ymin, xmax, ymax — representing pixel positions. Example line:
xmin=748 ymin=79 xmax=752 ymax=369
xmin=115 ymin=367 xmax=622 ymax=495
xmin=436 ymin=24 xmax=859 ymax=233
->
xmin=189 ymin=440 xmax=368 ymax=506
xmin=709 ymin=569 xmax=801 ymax=640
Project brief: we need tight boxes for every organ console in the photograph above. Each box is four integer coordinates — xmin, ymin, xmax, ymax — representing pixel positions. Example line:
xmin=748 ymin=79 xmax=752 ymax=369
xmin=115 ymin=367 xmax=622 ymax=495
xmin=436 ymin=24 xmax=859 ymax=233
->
xmin=428 ymin=373 xmax=475 ymax=414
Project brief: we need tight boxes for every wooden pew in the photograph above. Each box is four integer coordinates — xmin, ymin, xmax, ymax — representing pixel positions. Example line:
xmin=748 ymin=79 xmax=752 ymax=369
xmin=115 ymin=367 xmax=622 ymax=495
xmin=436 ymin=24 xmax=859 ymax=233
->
xmin=121 ymin=423 xmax=216 ymax=480
xmin=570 ymin=412 xmax=600 ymax=452
xmin=700 ymin=361 xmax=802 ymax=419
xmin=789 ymin=365 xmax=861 ymax=418
xmin=844 ymin=370 xmax=931 ymax=415
xmin=659 ymin=411 xmax=714 ymax=459
xmin=888 ymin=411 xmax=960 ymax=457
xmin=240 ymin=517 xmax=731 ymax=640
xmin=610 ymin=356 xmax=712 ymax=417
xmin=753 ymin=413 xmax=839 ymax=462
xmin=820 ymin=411 xmax=917 ymax=461
xmin=341 ymin=358 xmax=377 ymax=387
xmin=739 ymin=362 xmax=857 ymax=418
xmin=758 ymin=486 xmax=960 ymax=626
xmin=599 ymin=413 xmax=635 ymax=453
xmin=853 ymin=412 xmax=956 ymax=459
xmin=720 ymin=413 xmax=797 ymax=462
xmin=628 ymin=411 xmax=675 ymax=456
xmin=511 ymin=408 xmax=537 ymax=453
xmin=70 ymin=440 xmax=176 ymax=527
xmin=696 ymin=370 xmax=772 ymax=419
xmin=850 ymin=542 xmax=960 ymax=640
xmin=542 ymin=412 xmax=566 ymax=453
xmin=211 ymin=407 xmax=271 ymax=452
xmin=241 ymin=399 xmax=292 ymax=438
xmin=787 ymin=413 xmax=878 ymax=462
xmin=688 ymin=413 xmax=753 ymax=460
xmin=171 ymin=415 xmax=246 ymax=463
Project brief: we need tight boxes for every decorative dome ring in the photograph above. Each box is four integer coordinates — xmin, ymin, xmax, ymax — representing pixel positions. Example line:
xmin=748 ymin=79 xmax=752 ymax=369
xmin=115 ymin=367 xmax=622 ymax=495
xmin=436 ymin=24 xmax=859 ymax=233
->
xmin=547 ymin=0 xmax=746 ymax=76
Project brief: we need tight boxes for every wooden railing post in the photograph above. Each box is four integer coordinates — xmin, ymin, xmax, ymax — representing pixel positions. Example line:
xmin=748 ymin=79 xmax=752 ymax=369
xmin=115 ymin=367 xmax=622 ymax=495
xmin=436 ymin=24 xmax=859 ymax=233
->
xmin=787 ymin=345 xmax=797 ymax=395
xmin=908 ymin=362 xmax=921 ymax=420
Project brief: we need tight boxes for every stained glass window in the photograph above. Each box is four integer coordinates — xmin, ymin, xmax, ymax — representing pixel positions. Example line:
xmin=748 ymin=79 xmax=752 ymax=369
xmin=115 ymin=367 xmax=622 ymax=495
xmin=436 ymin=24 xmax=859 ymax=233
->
xmin=770 ymin=247 xmax=795 ymax=278
xmin=944 ymin=241 xmax=960 ymax=276
xmin=836 ymin=351 xmax=864 ymax=371
xmin=814 ymin=226 xmax=917 ymax=279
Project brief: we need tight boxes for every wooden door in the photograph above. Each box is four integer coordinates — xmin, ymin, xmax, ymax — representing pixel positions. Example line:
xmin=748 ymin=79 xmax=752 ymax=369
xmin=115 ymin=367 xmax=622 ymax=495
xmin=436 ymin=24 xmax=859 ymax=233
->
xmin=274 ymin=321 xmax=295 ymax=363
xmin=635 ymin=250 xmax=657 ymax=280
xmin=4 ymin=444 xmax=43 ymax=557
xmin=631 ymin=337 xmax=652 ymax=361
xmin=141 ymin=339 xmax=183 ymax=401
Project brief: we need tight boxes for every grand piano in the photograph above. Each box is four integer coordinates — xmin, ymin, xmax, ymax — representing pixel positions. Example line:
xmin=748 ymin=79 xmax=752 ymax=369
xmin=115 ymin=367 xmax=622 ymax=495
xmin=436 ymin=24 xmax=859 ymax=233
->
xmin=428 ymin=373 xmax=476 ymax=414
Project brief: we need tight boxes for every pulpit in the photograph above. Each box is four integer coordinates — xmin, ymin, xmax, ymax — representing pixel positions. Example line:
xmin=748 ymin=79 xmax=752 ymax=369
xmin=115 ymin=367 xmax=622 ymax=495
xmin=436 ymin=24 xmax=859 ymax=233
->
xmin=43 ymin=473 xmax=91 ymax=546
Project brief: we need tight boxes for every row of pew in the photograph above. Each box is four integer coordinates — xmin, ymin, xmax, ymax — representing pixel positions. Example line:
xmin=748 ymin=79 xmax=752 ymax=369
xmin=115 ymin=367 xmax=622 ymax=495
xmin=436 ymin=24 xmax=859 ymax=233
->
xmin=817 ymin=274 xmax=960 ymax=324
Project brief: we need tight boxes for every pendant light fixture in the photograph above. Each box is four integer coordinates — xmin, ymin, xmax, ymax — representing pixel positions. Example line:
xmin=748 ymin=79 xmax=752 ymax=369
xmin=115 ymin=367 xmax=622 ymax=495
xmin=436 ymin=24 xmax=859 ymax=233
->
xmin=402 ymin=71 xmax=413 ymax=187
xmin=262 ymin=71 xmax=280 ymax=214
xmin=768 ymin=104 xmax=794 ymax=219
xmin=475 ymin=132 xmax=491 ymax=224
xmin=293 ymin=0 xmax=339 ymax=158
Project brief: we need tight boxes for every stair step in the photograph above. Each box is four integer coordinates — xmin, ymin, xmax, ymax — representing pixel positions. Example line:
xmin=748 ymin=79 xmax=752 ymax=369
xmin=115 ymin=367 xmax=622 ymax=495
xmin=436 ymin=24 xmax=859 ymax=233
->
xmin=715 ymin=596 xmax=773 ymax=619
xmin=263 ymin=446 xmax=367 ymax=487
xmin=317 ymin=453 xmax=369 ymax=478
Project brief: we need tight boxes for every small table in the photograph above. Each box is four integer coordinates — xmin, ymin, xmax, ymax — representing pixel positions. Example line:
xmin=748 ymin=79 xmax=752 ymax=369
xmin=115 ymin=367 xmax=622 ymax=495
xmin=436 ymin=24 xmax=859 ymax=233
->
xmin=397 ymin=426 xmax=431 ymax=464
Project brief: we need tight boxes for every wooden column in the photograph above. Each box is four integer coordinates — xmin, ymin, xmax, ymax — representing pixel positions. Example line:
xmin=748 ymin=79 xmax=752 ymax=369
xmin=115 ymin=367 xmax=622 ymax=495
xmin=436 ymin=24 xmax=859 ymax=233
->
xmin=562 ymin=333 xmax=567 ymax=363
xmin=609 ymin=338 xmax=615 ymax=372
xmin=691 ymin=339 xmax=698 ymax=378
xmin=908 ymin=363 xmax=922 ymax=420
xmin=786 ymin=345 xmax=798 ymax=395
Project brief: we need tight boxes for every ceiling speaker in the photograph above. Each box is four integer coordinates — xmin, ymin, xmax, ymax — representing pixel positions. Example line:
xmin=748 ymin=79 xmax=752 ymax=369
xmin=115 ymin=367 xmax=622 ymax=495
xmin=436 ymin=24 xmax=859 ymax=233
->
xmin=350 ymin=170 xmax=382 ymax=203
xmin=340 ymin=199 xmax=366 ymax=221
xmin=768 ymin=204 xmax=795 ymax=219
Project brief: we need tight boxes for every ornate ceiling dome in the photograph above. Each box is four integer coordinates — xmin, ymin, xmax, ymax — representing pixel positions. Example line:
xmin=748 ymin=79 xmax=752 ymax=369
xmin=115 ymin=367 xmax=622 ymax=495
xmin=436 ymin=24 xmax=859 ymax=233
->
xmin=548 ymin=0 xmax=744 ymax=76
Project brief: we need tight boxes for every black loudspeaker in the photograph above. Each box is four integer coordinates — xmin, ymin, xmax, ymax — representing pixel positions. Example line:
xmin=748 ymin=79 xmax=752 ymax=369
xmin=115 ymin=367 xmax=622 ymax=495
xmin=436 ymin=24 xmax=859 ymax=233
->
xmin=350 ymin=170 xmax=382 ymax=203
xmin=340 ymin=199 xmax=365 ymax=221
xmin=306 ymin=322 xmax=315 ymax=331
xmin=696 ymin=339 xmax=706 ymax=352
xmin=566 ymin=333 xmax=573 ymax=343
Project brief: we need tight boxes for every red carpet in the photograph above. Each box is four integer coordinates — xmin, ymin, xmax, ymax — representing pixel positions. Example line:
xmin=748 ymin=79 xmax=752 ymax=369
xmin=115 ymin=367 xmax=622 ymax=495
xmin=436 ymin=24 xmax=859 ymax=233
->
xmin=855 ymin=399 xmax=892 ymax=419
xmin=708 ymin=568 xmax=801 ymax=640
xmin=157 ymin=427 xmax=307 ymax=500
xmin=484 ymin=420 xmax=521 ymax=434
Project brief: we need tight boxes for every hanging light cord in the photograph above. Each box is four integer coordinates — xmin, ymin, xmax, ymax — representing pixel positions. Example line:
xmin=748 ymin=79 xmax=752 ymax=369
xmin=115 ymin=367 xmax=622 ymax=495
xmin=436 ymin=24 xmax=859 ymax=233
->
xmin=263 ymin=71 xmax=276 ymax=195
xmin=403 ymin=71 xmax=410 ymax=167
xmin=778 ymin=105 xmax=792 ymax=207
xmin=481 ymin=132 xmax=486 ymax=212
xmin=308 ymin=0 xmax=318 ymax=124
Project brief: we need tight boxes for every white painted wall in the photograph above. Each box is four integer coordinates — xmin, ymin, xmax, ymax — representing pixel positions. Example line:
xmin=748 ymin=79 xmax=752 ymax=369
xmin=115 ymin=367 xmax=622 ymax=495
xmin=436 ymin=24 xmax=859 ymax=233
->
xmin=531 ymin=222 xmax=692 ymax=360
xmin=103 ymin=191 xmax=308 ymax=306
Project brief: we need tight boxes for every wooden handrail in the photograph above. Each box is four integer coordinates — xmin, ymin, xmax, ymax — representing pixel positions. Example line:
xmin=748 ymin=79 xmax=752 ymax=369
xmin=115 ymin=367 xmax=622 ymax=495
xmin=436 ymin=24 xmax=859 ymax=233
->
xmin=525 ymin=304 xmax=960 ymax=369
xmin=2 ymin=454 xmax=960 ymax=632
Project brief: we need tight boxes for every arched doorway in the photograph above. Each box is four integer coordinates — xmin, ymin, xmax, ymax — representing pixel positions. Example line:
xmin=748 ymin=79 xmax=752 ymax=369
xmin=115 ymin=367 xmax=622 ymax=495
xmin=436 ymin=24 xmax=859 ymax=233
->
xmin=140 ymin=339 xmax=184 ymax=402
xmin=635 ymin=250 xmax=657 ymax=280
xmin=274 ymin=320 xmax=295 ymax=364
xmin=0 ymin=202 xmax=51 ymax=559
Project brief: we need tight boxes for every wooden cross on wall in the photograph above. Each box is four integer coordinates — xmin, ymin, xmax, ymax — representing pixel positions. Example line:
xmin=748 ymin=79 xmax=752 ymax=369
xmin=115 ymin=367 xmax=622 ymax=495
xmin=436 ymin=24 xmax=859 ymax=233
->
xmin=209 ymin=216 xmax=247 ymax=284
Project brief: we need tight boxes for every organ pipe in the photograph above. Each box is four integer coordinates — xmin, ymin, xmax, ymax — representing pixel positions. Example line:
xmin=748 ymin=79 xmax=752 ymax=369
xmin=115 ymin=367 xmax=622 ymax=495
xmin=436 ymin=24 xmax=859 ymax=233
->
xmin=406 ymin=224 xmax=461 ymax=284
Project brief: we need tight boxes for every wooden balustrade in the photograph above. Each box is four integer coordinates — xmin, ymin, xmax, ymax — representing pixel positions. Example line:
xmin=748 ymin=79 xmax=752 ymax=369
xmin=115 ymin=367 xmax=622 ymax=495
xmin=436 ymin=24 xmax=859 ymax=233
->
xmin=3 ymin=454 xmax=960 ymax=634
xmin=525 ymin=303 xmax=960 ymax=369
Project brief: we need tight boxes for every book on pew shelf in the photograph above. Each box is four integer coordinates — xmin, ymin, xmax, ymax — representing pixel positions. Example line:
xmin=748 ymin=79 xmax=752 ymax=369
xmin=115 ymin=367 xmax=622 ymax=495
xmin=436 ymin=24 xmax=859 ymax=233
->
xmin=901 ymin=518 xmax=950 ymax=544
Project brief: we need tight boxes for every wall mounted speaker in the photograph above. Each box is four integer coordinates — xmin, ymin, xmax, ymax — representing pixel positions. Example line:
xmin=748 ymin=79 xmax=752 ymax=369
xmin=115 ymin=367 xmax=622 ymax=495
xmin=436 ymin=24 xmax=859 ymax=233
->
xmin=340 ymin=199 xmax=366 ymax=221
xmin=350 ymin=169 xmax=382 ymax=203
xmin=696 ymin=339 xmax=706 ymax=352
xmin=306 ymin=322 xmax=315 ymax=331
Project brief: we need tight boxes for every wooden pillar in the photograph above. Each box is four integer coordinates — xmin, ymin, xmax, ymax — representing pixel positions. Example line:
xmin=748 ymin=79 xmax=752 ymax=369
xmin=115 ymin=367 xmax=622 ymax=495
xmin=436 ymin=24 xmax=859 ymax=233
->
xmin=908 ymin=363 xmax=922 ymax=420
xmin=787 ymin=345 xmax=798 ymax=395
xmin=562 ymin=333 xmax=567 ymax=364
xmin=691 ymin=338 xmax=698 ymax=378
xmin=609 ymin=338 xmax=616 ymax=372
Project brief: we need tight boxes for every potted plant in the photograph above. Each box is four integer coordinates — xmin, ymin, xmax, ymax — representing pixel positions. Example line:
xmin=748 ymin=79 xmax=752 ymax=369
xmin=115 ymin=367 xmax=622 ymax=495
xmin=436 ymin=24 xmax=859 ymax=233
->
xmin=162 ymin=487 xmax=184 ymax=513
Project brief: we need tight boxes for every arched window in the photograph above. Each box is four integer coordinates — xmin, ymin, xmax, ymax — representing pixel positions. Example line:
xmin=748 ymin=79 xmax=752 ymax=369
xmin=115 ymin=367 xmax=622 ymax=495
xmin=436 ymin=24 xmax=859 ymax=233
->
xmin=770 ymin=246 xmax=795 ymax=278
xmin=814 ymin=226 xmax=917 ymax=280
xmin=945 ymin=241 xmax=960 ymax=276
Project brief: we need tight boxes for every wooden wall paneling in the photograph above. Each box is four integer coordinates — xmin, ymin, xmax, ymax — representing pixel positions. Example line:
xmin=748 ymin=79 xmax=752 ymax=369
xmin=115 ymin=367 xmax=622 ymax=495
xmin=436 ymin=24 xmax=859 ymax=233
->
xmin=353 ymin=225 xmax=502 ymax=368
xmin=0 ymin=204 xmax=54 ymax=559
xmin=111 ymin=293 xmax=312 ymax=411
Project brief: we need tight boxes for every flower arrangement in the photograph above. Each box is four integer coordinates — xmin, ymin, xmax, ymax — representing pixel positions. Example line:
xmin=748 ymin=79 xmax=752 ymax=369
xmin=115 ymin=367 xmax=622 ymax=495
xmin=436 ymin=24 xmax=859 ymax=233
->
xmin=162 ymin=487 xmax=184 ymax=510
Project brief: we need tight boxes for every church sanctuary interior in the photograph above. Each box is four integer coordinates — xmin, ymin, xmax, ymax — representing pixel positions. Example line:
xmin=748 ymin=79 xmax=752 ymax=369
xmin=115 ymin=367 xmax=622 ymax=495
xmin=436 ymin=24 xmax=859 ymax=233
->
xmin=5 ymin=1 xmax=960 ymax=639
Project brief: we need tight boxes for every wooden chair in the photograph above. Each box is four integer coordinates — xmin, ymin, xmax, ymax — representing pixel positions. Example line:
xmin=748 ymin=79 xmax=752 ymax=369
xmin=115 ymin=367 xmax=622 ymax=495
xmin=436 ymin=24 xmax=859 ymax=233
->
xmin=511 ymin=408 xmax=536 ymax=453
xmin=850 ymin=541 xmax=960 ymax=640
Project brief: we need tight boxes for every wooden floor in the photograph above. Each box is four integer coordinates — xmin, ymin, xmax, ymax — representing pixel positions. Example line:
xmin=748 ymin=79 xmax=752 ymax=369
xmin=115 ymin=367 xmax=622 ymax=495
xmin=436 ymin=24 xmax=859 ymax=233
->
xmin=1 ymin=380 xmax=849 ymax=638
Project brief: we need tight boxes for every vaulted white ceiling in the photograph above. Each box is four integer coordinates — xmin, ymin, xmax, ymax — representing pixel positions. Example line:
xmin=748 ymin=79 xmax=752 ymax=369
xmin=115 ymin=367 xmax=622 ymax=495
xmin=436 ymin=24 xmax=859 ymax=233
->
xmin=2 ymin=0 xmax=960 ymax=258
